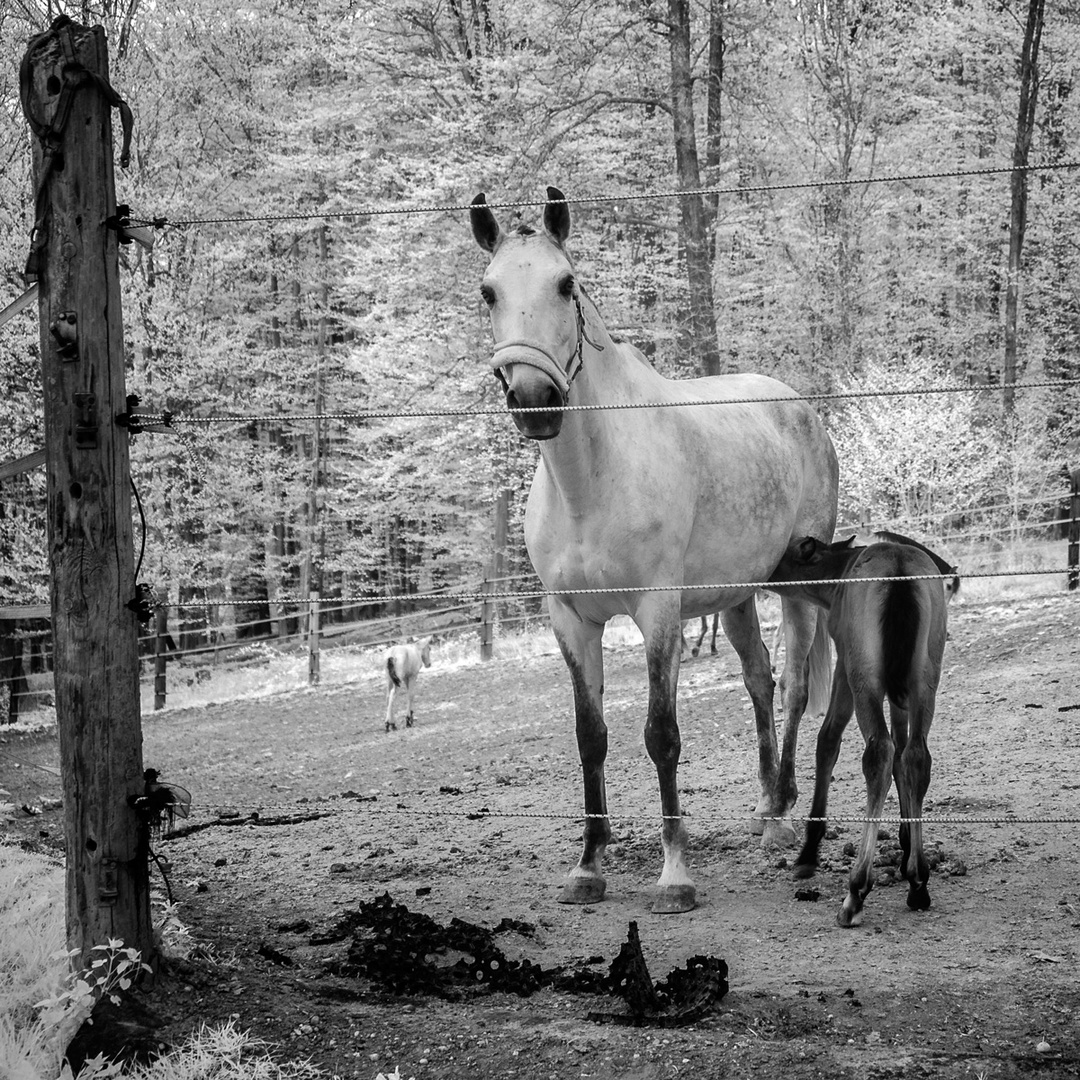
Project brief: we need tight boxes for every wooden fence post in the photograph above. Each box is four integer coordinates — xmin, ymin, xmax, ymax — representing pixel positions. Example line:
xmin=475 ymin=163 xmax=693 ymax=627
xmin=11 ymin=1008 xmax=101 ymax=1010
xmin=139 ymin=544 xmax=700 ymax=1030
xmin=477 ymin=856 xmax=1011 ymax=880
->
xmin=493 ymin=487 xmax=509 ymax=624
xmin=308 ymin=592 xmax=321 ymax=685
xmin=479 ymin=571 xmax=494 ymax=660
xmin=23 ymin=18 xmax=152 ymax=965
xmin=479 ymin=490 xmax=509 ymax=661
xmin=154 ymin=597 xmax=169 ymax=710
xmin=1068 ymin=466 xmax=1079 ymax=592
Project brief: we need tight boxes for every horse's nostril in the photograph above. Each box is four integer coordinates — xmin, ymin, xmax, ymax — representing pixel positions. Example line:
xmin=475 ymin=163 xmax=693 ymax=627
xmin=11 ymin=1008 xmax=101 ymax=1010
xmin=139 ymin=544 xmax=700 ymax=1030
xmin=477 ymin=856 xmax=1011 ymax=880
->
xmin=542 ymin=386 xmax=563 ymax=411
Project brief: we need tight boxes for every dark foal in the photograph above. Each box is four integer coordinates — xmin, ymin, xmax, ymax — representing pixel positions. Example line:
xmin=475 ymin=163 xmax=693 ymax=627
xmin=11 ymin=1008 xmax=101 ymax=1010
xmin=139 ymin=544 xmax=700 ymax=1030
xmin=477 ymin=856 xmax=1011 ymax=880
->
xmin=769 ymin=535 xmax=951 ymax=927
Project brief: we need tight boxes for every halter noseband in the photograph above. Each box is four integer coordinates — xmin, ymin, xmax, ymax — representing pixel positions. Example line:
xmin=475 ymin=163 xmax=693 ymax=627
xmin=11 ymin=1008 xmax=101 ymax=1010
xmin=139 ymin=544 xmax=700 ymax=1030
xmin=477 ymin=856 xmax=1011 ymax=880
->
xmin=491 ymin=293 xmax=602 ymax=400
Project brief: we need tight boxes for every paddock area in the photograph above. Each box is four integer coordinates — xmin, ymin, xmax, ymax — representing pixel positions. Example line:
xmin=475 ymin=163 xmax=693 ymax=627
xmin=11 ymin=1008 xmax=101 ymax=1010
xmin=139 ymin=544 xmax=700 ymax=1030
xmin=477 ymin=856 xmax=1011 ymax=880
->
xmin=3 ymin=592 xmax=1079 ymax=1079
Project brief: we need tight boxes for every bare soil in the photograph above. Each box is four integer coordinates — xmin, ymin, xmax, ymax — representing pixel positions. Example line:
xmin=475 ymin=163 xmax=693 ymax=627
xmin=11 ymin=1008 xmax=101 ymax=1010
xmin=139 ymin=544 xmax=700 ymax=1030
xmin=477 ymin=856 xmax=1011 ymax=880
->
xmin=3 ymin=593 xmax=1080 ymax=1079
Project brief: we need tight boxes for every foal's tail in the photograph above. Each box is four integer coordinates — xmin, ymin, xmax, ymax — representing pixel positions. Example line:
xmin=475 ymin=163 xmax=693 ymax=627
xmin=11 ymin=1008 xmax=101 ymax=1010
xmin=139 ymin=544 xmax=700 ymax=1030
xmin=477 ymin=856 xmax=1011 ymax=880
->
xmin=387 ymin=657 xmax=402 ymax=687
xmin=805 ymin=607 xmax=832 ymax=716
xmin=882 ymin=580 xmax=928 ymax=708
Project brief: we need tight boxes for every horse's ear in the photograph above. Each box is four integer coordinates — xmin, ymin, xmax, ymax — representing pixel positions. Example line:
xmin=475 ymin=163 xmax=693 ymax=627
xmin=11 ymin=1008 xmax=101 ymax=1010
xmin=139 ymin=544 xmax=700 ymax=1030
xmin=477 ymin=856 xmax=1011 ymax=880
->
xmin=470 ymin=193 xmax=501 ymax=252
xmin=543 ymin=186 xmax=571 ymax=245
xmin=840 ymin=534 xmax=858 ymax=549
xmin=792 ymin=536 xmax=819 ymax=564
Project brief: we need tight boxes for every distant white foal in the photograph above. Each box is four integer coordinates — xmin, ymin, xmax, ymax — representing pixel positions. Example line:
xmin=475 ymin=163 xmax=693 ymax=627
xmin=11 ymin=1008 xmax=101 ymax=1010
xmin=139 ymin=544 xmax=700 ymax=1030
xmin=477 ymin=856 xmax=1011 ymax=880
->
xmin=384 ymin=639 xmax=432 ymax=732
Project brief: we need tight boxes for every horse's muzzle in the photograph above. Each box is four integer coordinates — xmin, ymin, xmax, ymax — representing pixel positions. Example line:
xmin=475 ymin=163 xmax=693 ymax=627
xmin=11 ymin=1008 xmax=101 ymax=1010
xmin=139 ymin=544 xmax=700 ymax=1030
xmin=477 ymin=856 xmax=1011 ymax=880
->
xmin=500 ymin=362 xmax=566 ymax=440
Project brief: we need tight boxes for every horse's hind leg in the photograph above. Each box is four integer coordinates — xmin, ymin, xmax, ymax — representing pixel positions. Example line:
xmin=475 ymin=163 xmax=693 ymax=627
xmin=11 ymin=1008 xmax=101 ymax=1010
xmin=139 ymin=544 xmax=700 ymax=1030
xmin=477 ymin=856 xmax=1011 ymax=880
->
xmin=838 ymin=694 xmax=893 ymax=928
xmin=551 ymin=602 xmax=610 ymax=905
xmin=892 ymin=697 xmax=935 ymax=912
xmin=385 ymin=685 xmax=397 ymax=732
xmin=639 ymin=596 xmax=695 ymax=913
xmin=719 ymin=600 xmax=786 ymax=845
xmin=404 ymin=676 xmax=416 ymax=727
xmin=794 ymin=660 xmax=854 ymax=879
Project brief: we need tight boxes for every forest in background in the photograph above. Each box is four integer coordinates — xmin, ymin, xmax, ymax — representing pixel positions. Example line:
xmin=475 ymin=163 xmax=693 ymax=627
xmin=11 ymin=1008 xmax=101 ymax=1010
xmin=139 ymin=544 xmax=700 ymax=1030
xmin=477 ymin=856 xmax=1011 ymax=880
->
xmin=1 ymin=0 xmax=1079 ymax=651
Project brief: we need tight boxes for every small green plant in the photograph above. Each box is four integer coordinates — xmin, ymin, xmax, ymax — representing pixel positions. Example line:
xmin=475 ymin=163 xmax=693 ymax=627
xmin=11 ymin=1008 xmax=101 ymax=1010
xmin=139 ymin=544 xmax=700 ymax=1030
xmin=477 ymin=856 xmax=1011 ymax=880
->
xmin=34 ymin=939 xmax=152 ymax=1071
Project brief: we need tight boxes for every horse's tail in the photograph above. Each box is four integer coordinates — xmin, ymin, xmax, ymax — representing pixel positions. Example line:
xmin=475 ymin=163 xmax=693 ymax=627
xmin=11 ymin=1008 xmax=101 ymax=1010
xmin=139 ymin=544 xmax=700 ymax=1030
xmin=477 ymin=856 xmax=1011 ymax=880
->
xmin=387 ymin=656 xmax=402 ymax=687
xmin=805 ymin=606 xmax=832 ymax=716
xmin=881 ymin=579 xmax=927 ymax=708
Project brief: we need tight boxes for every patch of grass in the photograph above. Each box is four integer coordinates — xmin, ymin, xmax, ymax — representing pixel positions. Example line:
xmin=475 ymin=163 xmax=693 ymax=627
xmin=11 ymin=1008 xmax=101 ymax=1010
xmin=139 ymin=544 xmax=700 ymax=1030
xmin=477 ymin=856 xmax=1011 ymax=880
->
xmin=0 ymin=843 xmax=330 ymax=1079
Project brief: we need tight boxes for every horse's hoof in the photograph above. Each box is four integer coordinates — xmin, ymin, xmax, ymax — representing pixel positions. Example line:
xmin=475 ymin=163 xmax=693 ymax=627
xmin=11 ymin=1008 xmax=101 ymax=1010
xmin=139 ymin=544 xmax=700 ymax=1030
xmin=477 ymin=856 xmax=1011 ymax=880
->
xmin=836 ymin=906 xmax=863 ymax=929
xmin=558 ymin=875 xmax=606 ymax=904
xmin=761 ymin=818 xmax=798 ymax=849
xmin=406 ymin=716 xmax=414 ymax=728
xmin=793 ymin=862 xmax=817 ymax=880
xmin=651 ymin=884 xmax=696 ymax=914
xmin=907 ymin=884 xmax=931 ymax=911
xmin=748 ymin=814 xmax=765 ymax=836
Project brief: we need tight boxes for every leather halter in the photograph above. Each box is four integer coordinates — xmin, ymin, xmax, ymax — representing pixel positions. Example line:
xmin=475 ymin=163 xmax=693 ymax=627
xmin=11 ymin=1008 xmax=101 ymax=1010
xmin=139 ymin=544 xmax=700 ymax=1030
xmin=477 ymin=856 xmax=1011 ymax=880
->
xmin=491 ymin=293 xmax=602 ymax=401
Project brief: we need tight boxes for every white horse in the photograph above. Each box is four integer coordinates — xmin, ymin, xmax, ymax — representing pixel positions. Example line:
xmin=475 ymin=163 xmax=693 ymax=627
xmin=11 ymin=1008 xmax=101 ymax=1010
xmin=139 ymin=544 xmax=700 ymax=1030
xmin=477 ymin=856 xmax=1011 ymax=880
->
xmin=385 ymin=639 xmax=432 ymax=732
xmin=470 ymin=187 xmax=838 ymax=913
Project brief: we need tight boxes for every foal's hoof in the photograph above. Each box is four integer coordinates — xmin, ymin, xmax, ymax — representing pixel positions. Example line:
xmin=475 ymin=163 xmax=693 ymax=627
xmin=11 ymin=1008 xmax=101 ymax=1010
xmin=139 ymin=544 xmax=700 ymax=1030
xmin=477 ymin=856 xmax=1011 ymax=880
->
xmin=907 ymin=883 xmax=932 ymax=911
xmin=761 ymin=817 xmax=798 ymax=850
xmin=792 ymin=861 xmax=817 ymax=881
xmin=558 ymin=875 xmax=606 ymax=905
xmin=651 ymin=884 xmax=696 ymax=914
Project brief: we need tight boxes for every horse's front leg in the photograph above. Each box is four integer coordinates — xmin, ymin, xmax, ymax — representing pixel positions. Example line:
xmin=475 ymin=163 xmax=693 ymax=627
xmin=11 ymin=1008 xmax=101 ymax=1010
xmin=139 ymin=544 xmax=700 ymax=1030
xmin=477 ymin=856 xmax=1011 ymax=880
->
xmin=795 ymin=660 xmax=853 ymax=878
xmin=551 ymin=602 xmax=610 ymax=905
xmin=720 ymin=599 xmax=790 ymax=846
xmin=639 ymin=597 xmax=695 ymax=914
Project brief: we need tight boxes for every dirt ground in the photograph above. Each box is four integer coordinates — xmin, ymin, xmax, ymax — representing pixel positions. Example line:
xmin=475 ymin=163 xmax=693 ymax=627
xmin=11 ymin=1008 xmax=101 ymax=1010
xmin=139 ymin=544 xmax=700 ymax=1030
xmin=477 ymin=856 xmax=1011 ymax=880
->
xmin=3 ymin=593 xmax=1080 ymax=1080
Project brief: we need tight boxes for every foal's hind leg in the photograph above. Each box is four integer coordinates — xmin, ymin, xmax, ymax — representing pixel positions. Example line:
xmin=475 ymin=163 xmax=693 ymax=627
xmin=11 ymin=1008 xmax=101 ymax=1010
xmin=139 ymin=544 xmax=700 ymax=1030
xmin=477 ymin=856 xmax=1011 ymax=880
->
xmin=551 ymin=601 xmax=611 ymax=905
xmin=385 ymin=684 xmax=398 ymax=732
xmin=838 ymin=693 xmax=894 ymax=928
xmin=719 ymin=600 xmax=788 ymax=845
xmin=892 ymin=698 xmax=935 ymax=912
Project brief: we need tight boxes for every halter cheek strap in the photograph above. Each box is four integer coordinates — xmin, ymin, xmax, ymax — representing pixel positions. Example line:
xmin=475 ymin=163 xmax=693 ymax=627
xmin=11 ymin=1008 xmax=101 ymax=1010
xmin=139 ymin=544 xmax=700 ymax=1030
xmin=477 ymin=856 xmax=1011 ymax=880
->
xmin=490 ymin=295 xmax=602 ymax=400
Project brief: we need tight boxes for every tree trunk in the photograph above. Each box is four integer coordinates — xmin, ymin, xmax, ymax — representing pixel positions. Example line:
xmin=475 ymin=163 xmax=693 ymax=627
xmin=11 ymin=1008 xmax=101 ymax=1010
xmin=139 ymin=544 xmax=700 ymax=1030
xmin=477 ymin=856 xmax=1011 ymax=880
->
xmin=668 ymin=0 xmax=722 ymax=376
xmin=1004 ymin=0 xmax=1045 ymax=415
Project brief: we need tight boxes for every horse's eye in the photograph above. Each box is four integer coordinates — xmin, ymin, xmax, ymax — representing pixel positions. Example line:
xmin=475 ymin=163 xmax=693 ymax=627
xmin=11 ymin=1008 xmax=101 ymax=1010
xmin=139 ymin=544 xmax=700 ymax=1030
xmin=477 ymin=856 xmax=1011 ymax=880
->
xmin=480 ymin=284 xmax=495 ymax=307
xmin=558 ymin=275 xmax=575 ymax=300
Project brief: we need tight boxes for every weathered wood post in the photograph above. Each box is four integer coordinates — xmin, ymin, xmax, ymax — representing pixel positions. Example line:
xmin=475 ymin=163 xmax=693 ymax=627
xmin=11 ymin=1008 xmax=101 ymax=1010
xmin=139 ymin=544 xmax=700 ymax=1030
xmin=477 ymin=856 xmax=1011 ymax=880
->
xmin=479 ymin=572 xmax=494 ymax=660
xmin=479 ymin=490 xmax=509 ymax=660
xmin=154 ymin=597 xmax=169 ymax=710
xmin=22 ymin=17 xmax=152 ymax=965
xmin=493 ymin=487 xmax=509 ymax=623
xmin=308 ymin=592 xmax=321 ymax=685
xmin=1068 ymin=466 xmax=1080 ymax=592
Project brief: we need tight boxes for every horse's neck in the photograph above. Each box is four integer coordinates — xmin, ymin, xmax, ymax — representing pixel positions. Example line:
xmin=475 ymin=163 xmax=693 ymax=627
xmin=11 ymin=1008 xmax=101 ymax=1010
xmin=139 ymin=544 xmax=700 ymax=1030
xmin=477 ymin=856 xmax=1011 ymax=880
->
xmin=536 ymin=327 xmax=651 ymax=500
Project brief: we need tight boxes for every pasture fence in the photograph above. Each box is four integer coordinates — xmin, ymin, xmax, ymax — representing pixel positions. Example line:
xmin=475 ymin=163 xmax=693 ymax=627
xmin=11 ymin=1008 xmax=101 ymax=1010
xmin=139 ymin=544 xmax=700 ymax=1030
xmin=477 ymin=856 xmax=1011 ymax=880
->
xmin=5 ymin=31 xmax=1080 ymax=971
xmin=153 ymin=796 xmax=1080 ymax=841
xmin=125 ymin=158 xmax=1080 ymax=230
